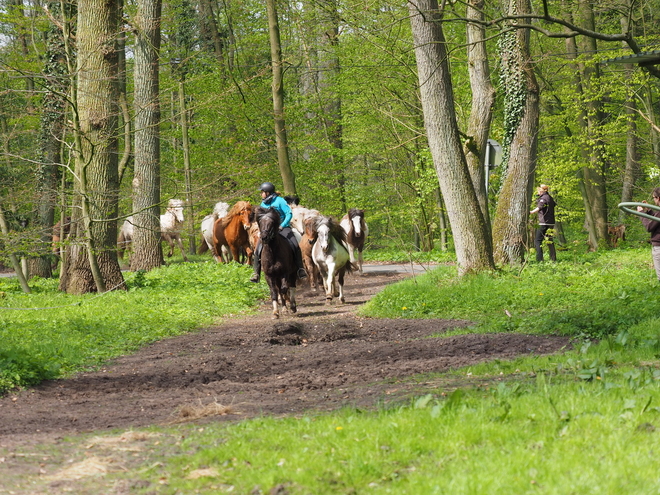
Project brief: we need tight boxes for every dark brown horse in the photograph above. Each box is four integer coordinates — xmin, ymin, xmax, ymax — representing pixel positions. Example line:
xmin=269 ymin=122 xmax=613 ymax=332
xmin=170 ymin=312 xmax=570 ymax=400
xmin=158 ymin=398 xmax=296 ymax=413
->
xmin=255 ymin=207 xmax=298 ymax=319
xmin=340 ymin=208 xmax=368 ymax=274
xmin=212 ymin=201 xmax=252 ymax=263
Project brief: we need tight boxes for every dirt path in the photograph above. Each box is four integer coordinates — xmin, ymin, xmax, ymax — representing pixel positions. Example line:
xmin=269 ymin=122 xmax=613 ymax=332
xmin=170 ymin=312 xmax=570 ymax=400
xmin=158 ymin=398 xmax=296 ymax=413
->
xmin=0 ymin=266 xmax=570 ymax=448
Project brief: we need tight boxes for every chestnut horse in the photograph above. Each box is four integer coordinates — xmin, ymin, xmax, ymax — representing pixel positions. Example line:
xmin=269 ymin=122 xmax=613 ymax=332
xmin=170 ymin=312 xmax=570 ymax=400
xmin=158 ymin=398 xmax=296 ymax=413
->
xmin=312 ymin=215 xmax=356 ymax=304
xmin=340 ymin=208 xmax=368 ymax=274
xmin=255 ymin=207 xmax=297 ymax=318
xmin=212 ymin=201 xmax=252 ymax=263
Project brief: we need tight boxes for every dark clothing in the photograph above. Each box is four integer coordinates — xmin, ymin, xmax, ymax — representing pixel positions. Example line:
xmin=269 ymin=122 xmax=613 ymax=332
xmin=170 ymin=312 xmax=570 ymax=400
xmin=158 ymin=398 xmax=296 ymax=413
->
xmin=535 ymin=225 xmax=556 ymax=262
xmin=641 ymin=208 xmax=660 ymax=246
xmin=535 ymin=192 xmax=556 ymax=225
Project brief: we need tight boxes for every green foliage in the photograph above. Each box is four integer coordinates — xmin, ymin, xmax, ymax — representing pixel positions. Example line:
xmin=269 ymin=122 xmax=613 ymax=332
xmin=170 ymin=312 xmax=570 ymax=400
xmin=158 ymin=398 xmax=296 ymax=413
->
xmin=0 ymin=262 xmax=267 ymax=394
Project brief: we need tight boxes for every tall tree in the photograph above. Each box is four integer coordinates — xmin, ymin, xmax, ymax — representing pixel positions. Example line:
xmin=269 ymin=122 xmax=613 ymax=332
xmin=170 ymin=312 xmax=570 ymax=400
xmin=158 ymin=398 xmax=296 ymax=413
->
xmin=131 ymin=0 xmax=164 ymax=271
xmin=464 ymin=0 xmax=495 ymax=231
xmin=408 ymin=0 xmax=494 ymax=275
xmin=492 ymin=0 xmax=540 ymax=265
xmin=59 ymin=0 xmax=125 ymax=294
xmin=32 ymin=1 xmax=74 ymax=279
xmin=266 ymin=0 xmax=296 ymax=195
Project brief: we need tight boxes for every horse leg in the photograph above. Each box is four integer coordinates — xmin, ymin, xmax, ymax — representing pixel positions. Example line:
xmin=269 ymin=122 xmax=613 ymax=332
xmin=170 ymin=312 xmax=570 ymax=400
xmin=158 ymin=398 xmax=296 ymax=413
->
xmin=287 ymin=287 xmax=297 ymax=313
xmin=324 ymin=263 xmax=336 ymax=304
xmin=337 ymin=269 xmax=346 ymax=304
xmin=176 ymin=236 xmax=188 ymax=262
xmin=266 ymin=281 xmax=280 ymax=319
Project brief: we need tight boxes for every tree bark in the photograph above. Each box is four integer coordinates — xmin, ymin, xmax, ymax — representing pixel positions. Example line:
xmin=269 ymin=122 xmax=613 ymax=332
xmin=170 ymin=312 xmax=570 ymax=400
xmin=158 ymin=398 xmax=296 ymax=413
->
xmin=131 ymin=0 xmax=164 ymax=271
xmin=59 ymin=0 xmax=125 ymax=294
xmin=464 ymin=0 xmax=495 ymax=232
xmin=408 ymin=0 xmax=494 ymax=275
xmin=492 ymin=0 xmax=540 ymax=265
xmin=33 ymin=2 xmax=72 ymax=279
xmin=265 ymin=0 xmax=296 ymax=195
xmin=577 ymin=0 xmax=609 ymax=247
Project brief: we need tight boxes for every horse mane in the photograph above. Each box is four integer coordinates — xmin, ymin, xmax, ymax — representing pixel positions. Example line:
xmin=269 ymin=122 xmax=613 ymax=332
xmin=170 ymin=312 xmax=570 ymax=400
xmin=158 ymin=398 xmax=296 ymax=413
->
xmin=222 ymin=201 xmax=251 ymax=227
xmin=315 ymin=215 xmax=347 ymax=243
xmin=256 ymin=206 xmax=280 ymax=227
xmin=348 ymin=208 xmax=364 ymax=220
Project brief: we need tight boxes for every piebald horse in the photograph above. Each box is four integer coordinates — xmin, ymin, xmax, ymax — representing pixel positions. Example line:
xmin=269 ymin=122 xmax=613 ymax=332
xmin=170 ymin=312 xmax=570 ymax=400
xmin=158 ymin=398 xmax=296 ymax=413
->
xmin=311 ymin=215 xmax=356 ymax=304
xmin=340 ymin=208 xmax=368 ymax=274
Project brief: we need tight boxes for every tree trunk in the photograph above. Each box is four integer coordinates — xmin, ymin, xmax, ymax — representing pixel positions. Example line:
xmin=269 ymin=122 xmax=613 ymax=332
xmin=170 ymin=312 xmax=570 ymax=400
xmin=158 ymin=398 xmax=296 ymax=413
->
xmin=464 ymin=0 xmax=495 ymax=231
xmin=197 ymin=0 xmax=225 ymax=64
xmin=265 ymin=0 xmax=296 ymax=195
xmin=408 ymin=0 xmax=494 ymax=275
xmin=178 ymin=80 xmax=196 ymax=255
xmin=33 ymin=2 xmax=72 ymax=279
xmin=492 ymin=0 xmax=539 ymax=265
xmin=131 ymin=0 xmax=164 ymax=271
xmin=59 ymin=0 xmax=125 ymax=294
xmin=577 ymin=0 xmax=609 ymax=247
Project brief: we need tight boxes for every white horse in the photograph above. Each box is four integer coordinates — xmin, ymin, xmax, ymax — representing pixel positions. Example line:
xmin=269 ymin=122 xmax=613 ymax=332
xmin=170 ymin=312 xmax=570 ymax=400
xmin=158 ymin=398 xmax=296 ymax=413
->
xmin=118 ymin=199 xmax=188 ymax=261
xmin=340 ymin=208 xmax=368 ymax=274
xmin=311 ymin=215 xmax=355 ymax=304
xmin=199 ymin=201 xmax=230 ymax=258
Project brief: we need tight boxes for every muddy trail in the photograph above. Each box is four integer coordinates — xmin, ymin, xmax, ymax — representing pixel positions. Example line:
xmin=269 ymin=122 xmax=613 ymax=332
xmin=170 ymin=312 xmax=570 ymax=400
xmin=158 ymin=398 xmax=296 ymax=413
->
xmin=0 ymin=265 xmax=571 ymax=448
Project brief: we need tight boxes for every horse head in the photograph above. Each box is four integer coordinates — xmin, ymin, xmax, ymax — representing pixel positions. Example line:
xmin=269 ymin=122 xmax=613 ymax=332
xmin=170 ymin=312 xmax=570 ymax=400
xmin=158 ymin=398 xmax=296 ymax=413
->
xmin=348 ymin=208 xmax=365 ymax=237
xmin=303 ymin=216 xmax=318 ymax=245
xmin=256 ymin=207 xmax=280 ymax=243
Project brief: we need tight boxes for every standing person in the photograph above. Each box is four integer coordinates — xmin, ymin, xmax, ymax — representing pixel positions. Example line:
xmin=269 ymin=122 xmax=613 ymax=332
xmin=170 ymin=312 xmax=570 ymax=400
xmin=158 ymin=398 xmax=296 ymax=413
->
xmin=250 ymin=182 xmax=308 ymax=283
xmin=636 ymin=188 xmax=660 ymax=282
xmin=529 ymin=184 xmax=557 ymax=262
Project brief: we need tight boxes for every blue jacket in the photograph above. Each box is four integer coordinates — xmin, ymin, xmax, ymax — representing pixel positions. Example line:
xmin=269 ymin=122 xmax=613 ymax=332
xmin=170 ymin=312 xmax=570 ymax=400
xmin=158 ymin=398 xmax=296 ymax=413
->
xmin=261 ymin=194 xmax=292 ymax=228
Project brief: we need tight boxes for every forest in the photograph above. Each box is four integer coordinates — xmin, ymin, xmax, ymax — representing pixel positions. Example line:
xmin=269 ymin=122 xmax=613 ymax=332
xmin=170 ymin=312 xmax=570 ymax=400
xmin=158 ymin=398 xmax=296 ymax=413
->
xmin=0 ymin=0 xmax=659 ymax=293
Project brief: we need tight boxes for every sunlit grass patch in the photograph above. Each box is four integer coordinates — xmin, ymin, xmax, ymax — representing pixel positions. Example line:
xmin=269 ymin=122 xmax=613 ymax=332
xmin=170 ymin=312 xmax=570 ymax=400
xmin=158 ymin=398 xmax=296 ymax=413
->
xmin=361 ymin=248 xmax=660 ymax=340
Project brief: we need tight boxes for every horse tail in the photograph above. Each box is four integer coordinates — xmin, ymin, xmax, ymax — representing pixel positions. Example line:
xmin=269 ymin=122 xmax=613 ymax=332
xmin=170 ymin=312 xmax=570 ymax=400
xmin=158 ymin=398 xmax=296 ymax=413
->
xmin=198 ymin=235 xmax=209 ymax=254
xmin=344 ymin=260 xmax=359 ymax=274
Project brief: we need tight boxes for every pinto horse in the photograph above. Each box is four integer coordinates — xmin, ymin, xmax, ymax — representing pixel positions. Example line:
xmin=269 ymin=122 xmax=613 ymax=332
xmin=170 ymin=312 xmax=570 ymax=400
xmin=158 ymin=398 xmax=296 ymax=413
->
xmin=340 ymin=208 xmax=368 ymax=274
xmin=255 ymin=207 xmax=298 ymax=319
xmin=212 ymin=201 xmax=252 ymax=263
xmin=312 ymin=215 xmax=356 ymax=304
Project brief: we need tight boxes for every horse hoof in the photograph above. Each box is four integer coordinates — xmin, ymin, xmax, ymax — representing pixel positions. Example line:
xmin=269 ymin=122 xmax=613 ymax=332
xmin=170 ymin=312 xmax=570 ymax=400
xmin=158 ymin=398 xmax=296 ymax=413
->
xmin=325 ymin=298 xmax=332 ymax=305
xmin=272 ymin=313 xmax=280 ymax=319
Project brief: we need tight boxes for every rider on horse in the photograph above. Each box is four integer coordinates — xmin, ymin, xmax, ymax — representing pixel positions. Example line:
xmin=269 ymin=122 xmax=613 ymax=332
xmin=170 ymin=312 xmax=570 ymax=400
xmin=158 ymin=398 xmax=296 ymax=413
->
xmin=250 ymin=182 xmax=308 ymax=283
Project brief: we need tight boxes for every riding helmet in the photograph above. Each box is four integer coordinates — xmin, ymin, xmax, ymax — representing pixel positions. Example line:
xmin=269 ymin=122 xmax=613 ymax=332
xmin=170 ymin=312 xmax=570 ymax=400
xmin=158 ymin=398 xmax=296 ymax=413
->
xmin=259 ymin=182 xmax=275 ymax=194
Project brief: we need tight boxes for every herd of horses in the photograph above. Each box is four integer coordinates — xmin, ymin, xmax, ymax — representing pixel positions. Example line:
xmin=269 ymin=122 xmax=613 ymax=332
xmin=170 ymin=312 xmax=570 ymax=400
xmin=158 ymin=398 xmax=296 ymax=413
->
xmin=52 ymin=199 xmax=368 ymax=319
xmin=207 ymin=200 xmax=369 ymax=318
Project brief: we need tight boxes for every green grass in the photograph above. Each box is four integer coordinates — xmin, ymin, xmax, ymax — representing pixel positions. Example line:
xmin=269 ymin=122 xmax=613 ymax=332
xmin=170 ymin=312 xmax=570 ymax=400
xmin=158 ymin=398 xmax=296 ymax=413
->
xmin=361 ymin=249 xmax=660 ymax=339
xmin=5 ymin=247 xmax=660 ymax=494
xmin=0 ymin=260 xmax=267 ymax=392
